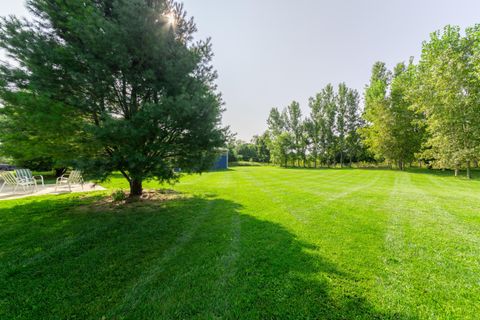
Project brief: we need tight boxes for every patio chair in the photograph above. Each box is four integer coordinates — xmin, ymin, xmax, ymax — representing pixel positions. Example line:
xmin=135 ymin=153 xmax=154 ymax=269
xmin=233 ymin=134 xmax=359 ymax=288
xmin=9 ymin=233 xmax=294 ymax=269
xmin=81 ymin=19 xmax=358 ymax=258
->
xmin=15 ymin=168 xmax=44 ymax=187
xmin=0 ymin=171 xmax=37 ymax=193
xmin=55 ymin=170 xmax=84 ymax=192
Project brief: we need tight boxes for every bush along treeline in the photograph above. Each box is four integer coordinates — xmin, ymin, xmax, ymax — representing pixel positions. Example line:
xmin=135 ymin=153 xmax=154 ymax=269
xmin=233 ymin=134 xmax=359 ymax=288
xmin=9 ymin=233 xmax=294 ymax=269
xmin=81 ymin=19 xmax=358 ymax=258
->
xmin=227 ymin=133 xmax=271 ymax=163
xmin=250 ymin=25 xmax=480 ymax=178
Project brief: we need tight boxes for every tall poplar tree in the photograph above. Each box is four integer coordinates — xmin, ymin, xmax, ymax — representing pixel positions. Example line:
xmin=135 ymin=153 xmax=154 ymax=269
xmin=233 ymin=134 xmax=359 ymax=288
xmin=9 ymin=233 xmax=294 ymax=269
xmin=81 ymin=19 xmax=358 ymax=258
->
xmin=267 ymin=107 xmax=290 ymax=167
xmin=284 ymin=101 xmax=305 ymax=166
xmin=415 ymin=25 xmax=480 ymax=178
xmin=336 ymin=83 xmax=348 ymax=167
xmin=361 ymin=61 xmax=422 ymax=170
xmin=345 ymin=88 xmax=363 ymax=166
xmin=321 ymin=84 xmax=338 ymax=166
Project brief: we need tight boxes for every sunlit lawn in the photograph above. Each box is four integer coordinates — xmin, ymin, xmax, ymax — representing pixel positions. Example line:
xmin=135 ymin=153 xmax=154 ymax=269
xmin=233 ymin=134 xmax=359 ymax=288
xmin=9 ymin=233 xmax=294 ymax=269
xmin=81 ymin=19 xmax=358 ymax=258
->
xmin=1 ymin=166 xmax=480 ymax=319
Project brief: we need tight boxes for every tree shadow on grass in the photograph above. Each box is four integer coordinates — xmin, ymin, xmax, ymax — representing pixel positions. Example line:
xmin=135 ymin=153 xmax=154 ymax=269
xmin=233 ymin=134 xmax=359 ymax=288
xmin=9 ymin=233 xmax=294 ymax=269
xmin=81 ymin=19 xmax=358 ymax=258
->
xmin=278 ymin=165 xmax=480 ymax=182
xmin=1 ymin=194 xmax=411 ymax=319
xmin=404 ymin=167 xmax=480 ymax=181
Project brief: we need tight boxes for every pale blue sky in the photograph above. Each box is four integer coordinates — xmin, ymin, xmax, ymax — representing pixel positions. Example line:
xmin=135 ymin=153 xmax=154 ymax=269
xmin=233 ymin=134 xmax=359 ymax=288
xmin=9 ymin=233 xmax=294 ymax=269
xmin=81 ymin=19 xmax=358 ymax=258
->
xmin=2 ymin=1 xmax=480 ymax=140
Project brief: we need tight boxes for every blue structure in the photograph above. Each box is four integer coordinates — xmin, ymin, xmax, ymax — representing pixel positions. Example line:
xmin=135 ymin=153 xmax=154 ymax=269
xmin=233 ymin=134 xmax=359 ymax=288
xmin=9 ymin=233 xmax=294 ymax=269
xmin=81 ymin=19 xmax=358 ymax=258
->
xmin=211 ymin=149 xmax=229 ymax=170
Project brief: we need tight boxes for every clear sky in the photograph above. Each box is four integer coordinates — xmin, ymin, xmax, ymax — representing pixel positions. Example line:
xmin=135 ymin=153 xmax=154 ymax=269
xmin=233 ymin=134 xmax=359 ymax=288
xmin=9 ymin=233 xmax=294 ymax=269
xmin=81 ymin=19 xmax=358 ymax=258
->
xmin=2 ymin=1 xmax=480 ymax=140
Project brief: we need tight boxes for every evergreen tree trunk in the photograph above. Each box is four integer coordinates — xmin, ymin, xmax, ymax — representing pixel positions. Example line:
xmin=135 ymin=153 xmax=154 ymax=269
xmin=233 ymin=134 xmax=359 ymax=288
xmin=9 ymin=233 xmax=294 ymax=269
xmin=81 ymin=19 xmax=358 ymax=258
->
xmin=454 ymin=165 xmax=459 ymax=177
xmin=130 ymin=178 xmax=143 ymax=197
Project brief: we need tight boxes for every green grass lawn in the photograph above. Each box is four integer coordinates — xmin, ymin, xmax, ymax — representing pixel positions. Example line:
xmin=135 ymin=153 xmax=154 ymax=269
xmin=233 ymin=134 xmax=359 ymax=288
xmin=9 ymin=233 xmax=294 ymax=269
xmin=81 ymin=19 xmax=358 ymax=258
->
xmin=1 ymin=167 xmax=480 ymax=319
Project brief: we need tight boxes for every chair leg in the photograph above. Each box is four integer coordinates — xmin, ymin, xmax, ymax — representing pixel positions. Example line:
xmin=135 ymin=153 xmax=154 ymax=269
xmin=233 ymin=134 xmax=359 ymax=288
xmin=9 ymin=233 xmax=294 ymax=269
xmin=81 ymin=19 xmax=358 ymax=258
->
xmin=68 ymin=183 xmax=72 ymax=192
xmin=0 ymin=182 xmax=5 ymax=193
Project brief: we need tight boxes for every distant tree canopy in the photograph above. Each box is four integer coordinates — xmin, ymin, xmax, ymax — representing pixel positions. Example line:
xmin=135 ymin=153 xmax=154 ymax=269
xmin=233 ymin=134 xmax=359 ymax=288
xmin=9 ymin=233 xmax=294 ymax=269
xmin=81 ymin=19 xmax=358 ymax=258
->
xmin=266 ymin=84 xmax=366 ymax=168
xmin=0 ymin=0 xmax=226 ymax=195
xmin=227 ymin=133 xmax=270 ymax=163
xmin=258 ymin=24 xmax=480 ymax=178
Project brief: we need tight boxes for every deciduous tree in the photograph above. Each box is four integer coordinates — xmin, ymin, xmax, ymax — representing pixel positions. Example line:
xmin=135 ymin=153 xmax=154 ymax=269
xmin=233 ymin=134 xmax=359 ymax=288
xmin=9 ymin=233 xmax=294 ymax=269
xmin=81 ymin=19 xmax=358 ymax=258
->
xmin=361 ymin=61 xmax=423 ymax=170
xmin=415 ymin=25 xmax=480 ymax=178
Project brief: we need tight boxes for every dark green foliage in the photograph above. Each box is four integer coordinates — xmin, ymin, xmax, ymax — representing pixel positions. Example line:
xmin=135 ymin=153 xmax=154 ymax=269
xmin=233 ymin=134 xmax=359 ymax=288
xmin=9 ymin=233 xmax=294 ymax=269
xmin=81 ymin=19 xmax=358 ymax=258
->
xmin=0 ymin=0 xmax=225 ymax=195
xmin=252 ymin=132 xmax=271 ymax=163
xmin=226 ymin=134 xmax=271 ymax=163
xmin=235 ymin=142 xmax=257 ymax=162
xmin=16 ymin=157 xmax=54 ymax=172
xmin=111 ymin=189 xmax=127 ymax=202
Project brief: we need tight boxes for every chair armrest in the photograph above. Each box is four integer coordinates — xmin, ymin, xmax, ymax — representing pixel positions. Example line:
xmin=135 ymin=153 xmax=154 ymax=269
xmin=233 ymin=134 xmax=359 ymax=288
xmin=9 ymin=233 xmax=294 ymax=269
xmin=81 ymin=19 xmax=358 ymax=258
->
xmin=33 ymin=175 xmax=44 ymax=182
xmin=56 ymin=176 xmax=68 ymax=183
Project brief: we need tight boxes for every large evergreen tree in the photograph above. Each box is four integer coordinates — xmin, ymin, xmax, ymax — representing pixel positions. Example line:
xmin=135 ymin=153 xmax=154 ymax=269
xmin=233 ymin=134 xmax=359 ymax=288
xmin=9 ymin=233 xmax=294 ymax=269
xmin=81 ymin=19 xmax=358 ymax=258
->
xmin=0 ymin=0 xmax=225 ymax=195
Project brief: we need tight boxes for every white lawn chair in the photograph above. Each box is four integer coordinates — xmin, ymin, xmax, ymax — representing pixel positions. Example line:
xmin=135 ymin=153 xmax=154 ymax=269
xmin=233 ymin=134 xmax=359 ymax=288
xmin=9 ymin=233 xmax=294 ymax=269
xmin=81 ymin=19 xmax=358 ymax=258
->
xmin=0 ymin=171 xmax=37 ymax=193
xmin=15 ymin=169 xmax=44 ymax=187
xmin=55 ymin=170 xmax=84 ymax=192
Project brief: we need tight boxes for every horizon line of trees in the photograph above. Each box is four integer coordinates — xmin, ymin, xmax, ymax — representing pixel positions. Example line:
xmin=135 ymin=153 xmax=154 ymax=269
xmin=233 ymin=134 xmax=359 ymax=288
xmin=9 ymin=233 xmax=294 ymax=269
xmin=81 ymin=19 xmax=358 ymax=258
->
xmin=235 ymin=24 xmax=480 ymax=178
xmin=266 ymin=83 xmax=369 ymax=168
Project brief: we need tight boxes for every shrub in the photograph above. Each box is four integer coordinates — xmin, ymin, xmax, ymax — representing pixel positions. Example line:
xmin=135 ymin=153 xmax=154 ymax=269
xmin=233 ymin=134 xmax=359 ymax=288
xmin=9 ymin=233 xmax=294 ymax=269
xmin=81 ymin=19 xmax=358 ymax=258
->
xmin=112 ymin=190 xmax=127 ymax=202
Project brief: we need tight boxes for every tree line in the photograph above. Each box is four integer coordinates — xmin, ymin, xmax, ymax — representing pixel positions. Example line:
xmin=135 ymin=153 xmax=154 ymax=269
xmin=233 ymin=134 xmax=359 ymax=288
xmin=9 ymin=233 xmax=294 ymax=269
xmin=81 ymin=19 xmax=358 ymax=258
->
xmin=362 ymin=25 xmax=480 ymax=178
xmin=266 ymin=83 xmax=367 ymax=168
xmin=234 ymin=24 xmax=480 ymax=178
